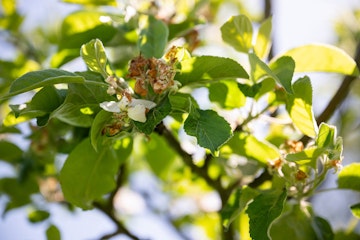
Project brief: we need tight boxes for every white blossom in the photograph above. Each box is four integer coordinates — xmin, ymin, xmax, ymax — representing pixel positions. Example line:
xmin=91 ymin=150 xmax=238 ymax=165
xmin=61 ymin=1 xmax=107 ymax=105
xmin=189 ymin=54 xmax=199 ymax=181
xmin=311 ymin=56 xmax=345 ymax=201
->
xmin=100 ymin=97 xmax=156 ymax=123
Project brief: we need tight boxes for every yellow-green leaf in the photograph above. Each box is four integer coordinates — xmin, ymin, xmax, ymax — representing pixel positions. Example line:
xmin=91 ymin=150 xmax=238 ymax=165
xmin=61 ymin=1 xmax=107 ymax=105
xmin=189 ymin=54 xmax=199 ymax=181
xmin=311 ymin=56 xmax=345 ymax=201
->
xmin=338 ymin=163 xmax=360 ymax=191
xmin=274 ymin=44 xmax=359 ymax=76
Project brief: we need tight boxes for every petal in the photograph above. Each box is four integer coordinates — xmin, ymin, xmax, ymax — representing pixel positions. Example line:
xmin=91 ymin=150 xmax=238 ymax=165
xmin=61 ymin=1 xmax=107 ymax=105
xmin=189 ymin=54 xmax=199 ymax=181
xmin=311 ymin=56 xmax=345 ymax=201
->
xmin=130 ymin=99 xmax=156 ymax=109
xmin=100 ymin=101 xmax=121 ymax=113
xmin=128 ymin=105 xmax=147 ymax=122
xmin=119 ymin=97 xmax=130 ymax=111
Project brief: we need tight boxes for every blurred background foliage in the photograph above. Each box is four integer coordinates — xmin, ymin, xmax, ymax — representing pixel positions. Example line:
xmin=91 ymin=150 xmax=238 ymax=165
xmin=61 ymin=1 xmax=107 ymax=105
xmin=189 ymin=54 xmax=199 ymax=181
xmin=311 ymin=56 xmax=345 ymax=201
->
xmin=0 ymin=0 xmax=360 ymax=239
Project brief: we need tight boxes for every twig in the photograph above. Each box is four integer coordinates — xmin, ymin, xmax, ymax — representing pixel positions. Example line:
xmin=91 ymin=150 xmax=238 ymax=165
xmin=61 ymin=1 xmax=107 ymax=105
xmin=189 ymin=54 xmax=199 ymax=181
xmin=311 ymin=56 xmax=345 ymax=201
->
xmin=93 ymin=164 xmax=143 ymax=240
xmin=154 ymin=122 xmax=224 ymax=193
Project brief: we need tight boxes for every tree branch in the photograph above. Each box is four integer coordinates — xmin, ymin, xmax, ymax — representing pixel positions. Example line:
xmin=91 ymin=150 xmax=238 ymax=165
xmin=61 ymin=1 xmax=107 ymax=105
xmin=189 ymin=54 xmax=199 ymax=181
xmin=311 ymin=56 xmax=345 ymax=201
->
xmin=154 ymin=122 xmax=224 ymax=195
xmin=94 ymin=164 xmax=144 ymax=240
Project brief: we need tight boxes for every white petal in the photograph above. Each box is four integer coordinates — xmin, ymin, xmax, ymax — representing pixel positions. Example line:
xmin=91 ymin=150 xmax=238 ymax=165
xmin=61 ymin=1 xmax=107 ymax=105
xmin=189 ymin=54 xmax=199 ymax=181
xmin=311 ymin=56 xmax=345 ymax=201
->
xmin=128 ymin=105 xmax=147 ymax=122
xmin=130 ymin=99 xmax=156 ymax=109
xmin=100 ymin=101 xmax=121 ymax=113
xmin=119 ymin=97 xmax=130 ymax=111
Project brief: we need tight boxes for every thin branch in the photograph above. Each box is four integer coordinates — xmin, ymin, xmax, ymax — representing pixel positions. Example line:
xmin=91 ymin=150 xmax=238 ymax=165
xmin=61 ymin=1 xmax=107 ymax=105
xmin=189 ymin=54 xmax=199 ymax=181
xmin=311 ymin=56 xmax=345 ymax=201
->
xmin=93 ymin=164 xmax=143 ymax=240
xmin=94 ymin=202 xmax=143 ymax=240
xmin=154 ymin=122 xmax=224 ymax=194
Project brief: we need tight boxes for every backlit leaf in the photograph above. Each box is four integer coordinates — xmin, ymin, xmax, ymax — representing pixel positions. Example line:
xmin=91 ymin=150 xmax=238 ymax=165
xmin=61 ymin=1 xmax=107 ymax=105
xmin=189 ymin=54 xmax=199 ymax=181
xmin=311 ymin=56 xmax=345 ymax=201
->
xmin=222 ymin=132 xmax=280 ymax=166
xmin=249 ymin=52 xmax=278 ymax=83
xmin=254 ymin=17 xmax=272 ymax=59
xmin=81 ymin=39 xmax=108 ymax=77
xmin=28 ymin=209 xmax=50 ymax=223
xmin=209 ymin=80 xmax=246 ymax=109
xmin=221 ymin=186 xmax=259 ymax=229
xmin=338 ymin=163 xmax=360 ymax=191
xmin=316 ymin=123 xmax=336 ymax=149
xmin=350 ymin=203 xmax=360 ymax=219
xmin=273 ymin=44 xmax=359 ymax=76
xmin=138 ymin=15 xmax=169 ymax=58
xmin=269 ymin=56 xmax=295 ymax=94
xmin=176 ymin=56 xmax=249 ymax=86
xmin=286 ymin=76 xmax=317 ymax=138
xmin=59 ymin=10 xmax=117 ymax=49
xmin=221 ymin=15 xmax=253 ymax=53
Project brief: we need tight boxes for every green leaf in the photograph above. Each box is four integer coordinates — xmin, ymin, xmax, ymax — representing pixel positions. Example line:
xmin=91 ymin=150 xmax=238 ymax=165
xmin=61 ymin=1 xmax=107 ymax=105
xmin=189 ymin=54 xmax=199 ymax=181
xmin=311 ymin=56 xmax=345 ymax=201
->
xmin=50 ymin=48 xmax=80 ymax=68
xmin=138 ymin=15 xmax=169 ymax=58
xmin=168 ymin=92 xmax=199 ymax=113
xmin=90 ymin=110 xmax=113 ymax=150
xmin=338 ymin=163 xmax=360 ymax=191
xmin=222 ymin=132 xmax=280 ymax=166
xmin=184 ymin=109 xmax=232 ymax=153
xmin=350 ymin=203 xmax=360 ymax=218
xmin=248 ymin=52 xmax=278 ymax=83
xmin=269 ymin=56 xmax=295 ymax=94
xmin=312 ymin=216 xmax=334 ymax=240
xmin=28 ymin=209 xmax=50 ymax=223
xmin=209 ymin=80 xmax=246 ymax=109
xmin=61 ymin=0 xmax=117 ymax=6
xmin=221 ymin=15 xmax=253 ymax=53
xmin=273 ymin=44 xmax=359 ymax=76
xmin=246 ymin=189 xmax=287 ymax=240
xmin=144 ymin=133 xmax=178 ymax=179
xmin=316 ymin=123 xmax=337 ymax=149
xmin=81 ymin=39 xmax=109 ymax=78
xmin=46 ymin=225 xmax=61 ymax=240
xmin=51 ymin=81 xmax=112 ymax=127
xmin=1 ymin=69 xmax=84 ymax=100
xmin=12 ymin=86 xmax=67 ymax=126
xmin=270 ymin=203 xmax=330 ymax=240
xmin=286 ymin=76 xmax=317 ymax=138
xmin=221 ymin=186 xmax=259 ymax=229
xmin=59 ymin=10 xmax=117 ymax=49
xmin=0 ymin=141 xmax=23 ymax=163
xmin=60 ymin=138 xmax=133 ymax=209
xmin=285 ymin=147 xmax=323 ymax=168
xmin=0 ymin=177 xmax=39 ymax=210
xmin=254 ymin=17 xmax=272 ymax=59
xmin=134 ymin=97 xmax=172 ymax=135
xmin=176 ymin=56 xmax=249 ymax=86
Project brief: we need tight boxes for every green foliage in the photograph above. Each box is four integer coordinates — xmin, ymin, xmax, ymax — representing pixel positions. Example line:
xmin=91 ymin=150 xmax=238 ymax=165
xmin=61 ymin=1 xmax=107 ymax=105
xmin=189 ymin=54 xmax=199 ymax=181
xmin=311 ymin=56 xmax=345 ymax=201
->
xmin=1 ymin=3 xmax=359 ymax=239
xmin=176 ymin=56 xmax=249 ymax=85
xmin=221 ymin=15 xmax=253 ymax=53
xmin=246 ymin=189 xmax=287 ymax=240
xmin=46 ymin=225 xmax=61 ymax=240
xmin=138 ymin=15 xmax=169 ymax=58
xmin=60 ymin=138 xmax=132 ymax=209
xmin=286 ymin=76 xmax=317 ymax=138
xmin=184 ymin=109 xmax=232 ymax=153
xmin=338 ymin=163 xmax=360 ymax=191
xmin=276 ymin=44 xmax=360 ymax=76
